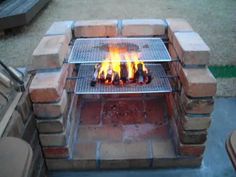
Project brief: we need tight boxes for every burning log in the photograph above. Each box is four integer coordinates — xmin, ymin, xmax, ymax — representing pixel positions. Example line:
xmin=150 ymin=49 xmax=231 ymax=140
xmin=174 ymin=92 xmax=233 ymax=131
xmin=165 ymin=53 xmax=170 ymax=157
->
xmin=106 ymin=66 xmax=113 ymax=83
xmin=112 ymin=72 xmax=120 ymax=85
xmin=135 ymin=63 xmax=145 ymax=84
xmin=145 ymin=72 xmax=152 ymax=84
xmin=90 ymin=64 xmax=100 ymax=87
xmin=120 ymin=63 xmax=128 ymax=83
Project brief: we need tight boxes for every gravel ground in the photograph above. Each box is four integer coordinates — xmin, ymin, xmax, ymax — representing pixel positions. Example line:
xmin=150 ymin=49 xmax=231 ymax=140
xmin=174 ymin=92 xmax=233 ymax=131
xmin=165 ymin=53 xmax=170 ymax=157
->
xmin=0 ymin=0 xmax=235 ymax=96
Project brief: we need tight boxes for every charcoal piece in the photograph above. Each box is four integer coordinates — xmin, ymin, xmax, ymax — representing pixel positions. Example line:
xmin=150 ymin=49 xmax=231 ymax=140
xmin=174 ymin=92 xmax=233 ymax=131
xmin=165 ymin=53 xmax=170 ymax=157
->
xmin=90 ymin=79 xmax=96 ymax=87
xmin=120 ymin=63 xmax=128 ymax=83
xmin=145 ymin=72 xmax=152 ymax=84
xmin=99 ymin=71 xmax=106 ymax=83
xmin=135 ymin=63 xmax=145 ymax=84
xmin=112 ymin=73 xmax=120 ymax=85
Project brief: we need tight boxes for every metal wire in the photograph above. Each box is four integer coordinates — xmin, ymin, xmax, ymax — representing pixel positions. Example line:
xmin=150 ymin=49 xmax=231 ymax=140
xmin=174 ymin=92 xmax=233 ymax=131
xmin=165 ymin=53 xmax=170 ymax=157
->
xmin=75 ymin=64 xmax=172 ymax=94
xmin=68 ymin=38 xmax=171 ymax=63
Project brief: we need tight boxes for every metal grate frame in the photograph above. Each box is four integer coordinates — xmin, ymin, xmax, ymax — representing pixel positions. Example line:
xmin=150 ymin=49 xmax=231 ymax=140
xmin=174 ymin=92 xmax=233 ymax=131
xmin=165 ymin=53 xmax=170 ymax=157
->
xmin=75 ymin=64 xmax=172 ymax=94
xmin=68 ymin=38 xmax=171 ymax=64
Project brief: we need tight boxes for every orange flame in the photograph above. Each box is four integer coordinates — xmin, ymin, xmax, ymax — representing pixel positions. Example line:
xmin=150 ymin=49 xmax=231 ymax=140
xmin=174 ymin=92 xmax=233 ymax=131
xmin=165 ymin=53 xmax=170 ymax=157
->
xmin=98 ymin=46 xmax=148 ymax=84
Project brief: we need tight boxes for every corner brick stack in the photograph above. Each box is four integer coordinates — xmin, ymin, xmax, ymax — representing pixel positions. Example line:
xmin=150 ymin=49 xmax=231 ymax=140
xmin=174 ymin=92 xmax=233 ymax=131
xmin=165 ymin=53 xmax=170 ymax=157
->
xmin=166 ymin=18 xmax=216 ymax=164
xmin=29 ymin=21 xmax=76 ymax=161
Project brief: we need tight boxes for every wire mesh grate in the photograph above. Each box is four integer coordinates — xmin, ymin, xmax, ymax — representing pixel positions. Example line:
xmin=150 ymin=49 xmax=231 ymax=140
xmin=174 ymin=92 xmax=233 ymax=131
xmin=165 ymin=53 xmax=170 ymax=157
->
xmin=68 ymin=38 xmax=171 ymax=63
xmin=75 ymin=64 xmax=172 ymax=94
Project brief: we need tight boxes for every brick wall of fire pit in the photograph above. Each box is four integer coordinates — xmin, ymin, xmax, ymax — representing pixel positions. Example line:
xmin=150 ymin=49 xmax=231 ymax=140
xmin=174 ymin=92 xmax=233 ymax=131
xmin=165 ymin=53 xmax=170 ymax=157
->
xmin=28 ymin=19 xmax=216 ymax=170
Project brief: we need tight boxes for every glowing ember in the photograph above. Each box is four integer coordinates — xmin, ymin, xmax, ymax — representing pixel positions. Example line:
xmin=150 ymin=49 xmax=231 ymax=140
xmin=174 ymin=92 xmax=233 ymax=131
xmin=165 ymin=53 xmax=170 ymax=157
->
xmin=90 ymin=46 xmax=152 ymax=87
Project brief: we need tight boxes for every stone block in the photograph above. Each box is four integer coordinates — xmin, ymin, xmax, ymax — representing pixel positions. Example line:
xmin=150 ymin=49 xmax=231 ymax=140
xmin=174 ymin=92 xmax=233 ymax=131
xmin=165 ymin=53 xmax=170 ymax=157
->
xmin=181 ymin=91 xmax=214 ymax=114
xmin=152 ymin=139 xmax=176 ymax=159
xmin=74 ymin=20 xmax=118 ymax=37
xmin=45 ymin=21 xmax=74 ymax=44
xmin=32 ymin=35 xmax=68 ymax=70
xmin=166 ymin=18 xmax=193 ymax=42
xmin=179 ymin=67 xmax=217 ymax=97
xmin=29 ymin=65 xmax=68 ymax=103
xmin=36 ymin=115 xmax=66 ymax=133
xmin=100 ymin=141 xmax=150 ymax=169
xmin=122 ymin=19 xmax=166 ymax=36
xmin=173 ymin=32 xmax=210 ymax=65
xmin=33 ymin=90 xmax=68 ymax=118
xmin=182 ymin=114 xmax=211 ymax=131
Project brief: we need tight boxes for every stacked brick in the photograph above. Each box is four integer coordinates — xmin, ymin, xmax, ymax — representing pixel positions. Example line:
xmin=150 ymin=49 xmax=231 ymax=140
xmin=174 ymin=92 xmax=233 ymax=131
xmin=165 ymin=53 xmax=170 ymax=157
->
xmin=2 ymin=79 xmax=46 ymax=177
xmin=166 ymin=18 xmax=216 ymax=165
xmin=29 ymin=21 xmax=76 ymax=161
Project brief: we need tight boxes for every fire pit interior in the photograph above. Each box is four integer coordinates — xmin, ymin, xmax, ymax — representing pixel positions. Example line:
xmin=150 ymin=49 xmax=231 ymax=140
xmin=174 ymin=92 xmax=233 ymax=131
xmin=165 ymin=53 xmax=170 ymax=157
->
xmin=24 ymin=19 xmax=216 ymax=171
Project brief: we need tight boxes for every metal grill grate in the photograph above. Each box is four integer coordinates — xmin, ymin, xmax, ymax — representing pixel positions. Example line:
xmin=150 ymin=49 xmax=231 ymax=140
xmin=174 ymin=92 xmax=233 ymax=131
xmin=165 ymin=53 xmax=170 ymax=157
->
xmin=68 ymin=38 xmax=171 ymax=63
xmin=75 ymin=64 xmax=172 ymax=94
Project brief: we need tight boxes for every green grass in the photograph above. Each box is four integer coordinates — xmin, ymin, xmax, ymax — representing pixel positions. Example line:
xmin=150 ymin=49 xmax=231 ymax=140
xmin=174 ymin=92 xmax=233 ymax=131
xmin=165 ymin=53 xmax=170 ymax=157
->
xmin=209 ymin=66 xmax=236 ymax=78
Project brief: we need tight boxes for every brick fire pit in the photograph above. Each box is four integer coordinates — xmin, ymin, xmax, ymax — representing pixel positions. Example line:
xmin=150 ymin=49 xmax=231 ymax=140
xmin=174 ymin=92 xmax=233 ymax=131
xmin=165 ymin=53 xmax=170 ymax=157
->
xmin=28 ymin=19 xmax=217 ymax=170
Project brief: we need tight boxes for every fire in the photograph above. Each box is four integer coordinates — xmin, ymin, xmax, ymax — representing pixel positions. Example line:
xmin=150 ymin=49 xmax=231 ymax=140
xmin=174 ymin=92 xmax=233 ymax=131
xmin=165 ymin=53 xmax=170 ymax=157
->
xmin=93 ymin=46 xmax=151 ymax=86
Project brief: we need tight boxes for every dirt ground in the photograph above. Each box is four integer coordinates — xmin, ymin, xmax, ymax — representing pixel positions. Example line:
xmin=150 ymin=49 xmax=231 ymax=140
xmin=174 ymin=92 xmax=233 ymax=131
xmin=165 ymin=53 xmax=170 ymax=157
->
xmin=0 ymin=0 xmax=235 ymax=96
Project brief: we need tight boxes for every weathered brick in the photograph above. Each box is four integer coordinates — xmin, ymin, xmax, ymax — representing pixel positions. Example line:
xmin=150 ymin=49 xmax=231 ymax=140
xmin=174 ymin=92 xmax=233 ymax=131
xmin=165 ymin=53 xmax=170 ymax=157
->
xmin=43 ymin=145 xmax=71 ymax=158
xmin=152 ymin=139 xmax=175 ymax=159
xmin=173 ymin=32 xmax=210 ymax=65
xmin=182 ymin=114 xmax=211 ymax=131
xmin=29 ymin=65 xmax=68 ymax=103
xmin=179 ymin=128 xmax=207 ymax=144
xmin=100 ymin=141 xmax=150 ymax=169
xmin=46 ymin=142 xmax=97 ymax=170
xmin=36 ymin=115 xmax=66 ymax=133
xmin=153 ymin=156 xmax=203 ymax=168
xmin=45 ymin=21 xmax=74 ymax=44
xmin=16 ymin=91 xmax=32 ymax=123
xmin=181 ymin=91 xmax=214 ymax=114
xmin=74 ymin=20 xmax=118 ymax=37
xmin=32 ymin=35 xmax=68 ymax=70
xmin=78 ymin=125 xmax=122 ymax=142
xmin=33 ymin=90 xmax=68 ymax=118
xmin=179 ymin=143 xmax=205 ymax=157
xmin=3 ymin=110 xmax=24 ymax=138
xmin=179 ymin=67 xmax=217 ymax=97
xmin=39 ymin=129 xmax=68 ymax=146
xmin=122 ymin=19 xmax=166 ymax=36
xmin=145 ymin=99 xmax=165 ymax=124
xmin=166 ymin=18 xmax=193 ymax=42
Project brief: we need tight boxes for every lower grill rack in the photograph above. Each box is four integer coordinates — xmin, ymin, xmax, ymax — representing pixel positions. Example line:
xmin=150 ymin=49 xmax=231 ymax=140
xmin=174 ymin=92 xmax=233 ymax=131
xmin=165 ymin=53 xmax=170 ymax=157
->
xmin=74 ymin=64 xmax=172 ymax=94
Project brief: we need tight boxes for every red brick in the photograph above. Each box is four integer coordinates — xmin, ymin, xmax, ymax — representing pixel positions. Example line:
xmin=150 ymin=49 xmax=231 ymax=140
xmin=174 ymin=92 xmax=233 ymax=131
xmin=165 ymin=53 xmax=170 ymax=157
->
xmin=45 ymin=21 xmax=74 ymax=45
xmin=173 ymin=32 xmax=210 ymax=65
xmin=166 ymin=18 xmax=193 ymax=42
xmin=32 ymin=35 xmax=68 ymax=70
xmin=29 ymin=65 xmax=68 ymax=103
xmin=78 ymin=125 xmax=122 ymax=142
xmin=145 ymin=99 xmax=165 ymax=124
xmin=122 ymin=19 xmax=166 ymax=36
xmin=74 ymin=20 xmax=118 ymax=37
xmin=179 ymin=67 xmax=217 ymax=97
xmin=33 ymin=90 xmax=68 ymax=118
xmin=80 ymin=101 xmax=101 ymax=125
xmin=179 ymin=143 xmax=205 ymax=157
xmin=43 ymin=146 xmax=70 ymax=158
xmin=181 ymin=91 xmax=214 ymax=114
xmin=102 ymin=100 xmax=145 ymax=125
xmin=182 ymin=114 xmax=211 ymax=131
xmin=100 ymin=141 xmax=150 ymax=169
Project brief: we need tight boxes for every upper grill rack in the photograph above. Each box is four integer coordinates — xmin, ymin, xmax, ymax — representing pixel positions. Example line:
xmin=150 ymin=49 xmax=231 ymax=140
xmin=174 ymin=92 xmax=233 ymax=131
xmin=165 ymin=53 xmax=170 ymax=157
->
xmin=68 ymin=38 xmax=171 ymax=64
